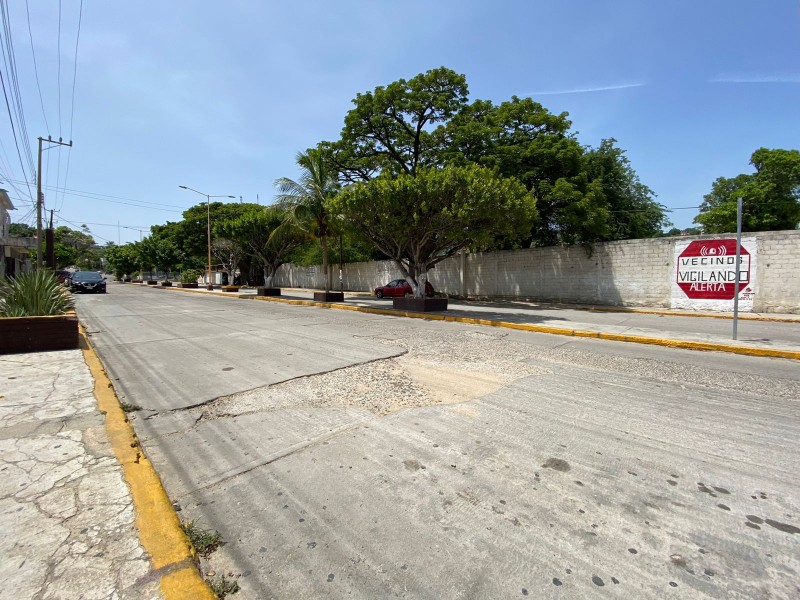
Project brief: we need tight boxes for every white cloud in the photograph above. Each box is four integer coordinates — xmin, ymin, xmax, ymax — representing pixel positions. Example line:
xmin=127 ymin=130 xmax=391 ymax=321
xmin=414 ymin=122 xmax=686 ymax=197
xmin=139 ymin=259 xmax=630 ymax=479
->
xmin=710 ymin=75 xmax=800 ymax=84
xmin=522 ymin=82 xmax=646 ymax=96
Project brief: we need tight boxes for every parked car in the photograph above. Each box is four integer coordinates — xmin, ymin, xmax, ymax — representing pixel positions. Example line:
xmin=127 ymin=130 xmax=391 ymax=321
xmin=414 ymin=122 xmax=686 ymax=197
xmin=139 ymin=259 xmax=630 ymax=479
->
xmin=69 ymin=271 xmax=107 ymax=293
xmin=374 ymin=278 xmax=434 ymax=298
xmin=54 ymin=269 xmax=72 ymax=284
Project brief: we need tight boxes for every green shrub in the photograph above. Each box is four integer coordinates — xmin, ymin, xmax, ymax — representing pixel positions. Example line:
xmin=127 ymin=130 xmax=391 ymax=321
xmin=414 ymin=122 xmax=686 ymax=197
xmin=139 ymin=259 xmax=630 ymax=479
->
xmin=180 ymin=268 xmax=202 ymax=284
xmin=0 ymin=270 xmax=76 ymax=317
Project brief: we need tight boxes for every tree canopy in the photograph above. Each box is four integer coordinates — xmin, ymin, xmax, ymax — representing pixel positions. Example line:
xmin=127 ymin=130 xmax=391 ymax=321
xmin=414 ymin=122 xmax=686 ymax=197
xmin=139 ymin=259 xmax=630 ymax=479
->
xmin=275 ymin=148 xmax=341 ymax=290
xmin=217 ymin=206 xmax=306 ymax=287
xmin=324 ymin=67 xmax=667 ymax=249
xmin=326 ymin=66 xmax=468 ymax=182
xmin=331 ymin=164 xmax=536 ymax=297
xmin=694 ymin=148 xmax=800 ymax=233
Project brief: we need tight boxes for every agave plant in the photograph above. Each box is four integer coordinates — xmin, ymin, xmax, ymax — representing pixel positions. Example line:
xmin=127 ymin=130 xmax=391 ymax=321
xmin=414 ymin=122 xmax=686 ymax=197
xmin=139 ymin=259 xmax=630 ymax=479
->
xmin=0 ymin=270 xmax=76 ymax=317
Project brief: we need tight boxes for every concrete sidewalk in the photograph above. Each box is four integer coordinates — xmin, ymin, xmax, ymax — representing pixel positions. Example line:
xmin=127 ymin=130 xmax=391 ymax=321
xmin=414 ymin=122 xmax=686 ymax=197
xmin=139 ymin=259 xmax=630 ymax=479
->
xmin=0 ymin=342 xmax=214 ymax=600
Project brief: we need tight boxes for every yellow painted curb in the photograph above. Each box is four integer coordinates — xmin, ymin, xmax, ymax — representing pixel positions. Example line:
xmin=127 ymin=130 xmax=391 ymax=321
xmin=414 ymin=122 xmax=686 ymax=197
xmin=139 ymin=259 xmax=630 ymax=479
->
xmin=238 ymin=295 xmax=800 ymax=360
xmin=79 ymin=328 xmax=216 ymax=600
xmin=577 ymin=305 xmax=800 ymax=323
xmin=152 ymin=284 xmax=800 ymax=360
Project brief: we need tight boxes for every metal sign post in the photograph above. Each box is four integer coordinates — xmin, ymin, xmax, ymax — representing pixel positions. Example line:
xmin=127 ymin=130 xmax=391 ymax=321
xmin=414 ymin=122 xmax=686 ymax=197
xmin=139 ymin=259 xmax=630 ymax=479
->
xmin=732 ymin=197 xmax=743 ymax=340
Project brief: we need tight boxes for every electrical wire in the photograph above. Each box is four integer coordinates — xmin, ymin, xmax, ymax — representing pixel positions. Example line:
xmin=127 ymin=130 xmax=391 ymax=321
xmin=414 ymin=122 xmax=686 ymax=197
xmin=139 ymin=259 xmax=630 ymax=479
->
xmin=24 ymin=0 xmax=48 ymax=135
xmin=0 ymin=0 xmax=34 ymax=204
xmin=4 ymin=177 xmax=189 ymax=211
xmin=57 ymin=0 xmax=83 ymax=214
xmin=0 ymin=0 xmax=36 ymax=178
xmin=57 ymin=214 xmax=113 ymax=244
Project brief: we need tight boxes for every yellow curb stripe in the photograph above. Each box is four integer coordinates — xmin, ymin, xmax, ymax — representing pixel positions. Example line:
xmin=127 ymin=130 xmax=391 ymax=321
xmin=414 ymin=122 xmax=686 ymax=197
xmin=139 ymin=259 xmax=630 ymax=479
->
xmin=239 ymin=294 xmax=800 ymax=360
xmin=79 ymin=328 xmax=216 ymax=600
xmin=152 ymin=284 xmax=800 ymax=360
xmin=578 ymin=305 xmax=800 ymax=323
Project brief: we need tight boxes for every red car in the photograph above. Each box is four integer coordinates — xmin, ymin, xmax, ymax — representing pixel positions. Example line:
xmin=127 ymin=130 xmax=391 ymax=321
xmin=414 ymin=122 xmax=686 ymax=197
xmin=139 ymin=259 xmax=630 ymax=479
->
xmin=374 ymin=279 xmax=435 ymax=298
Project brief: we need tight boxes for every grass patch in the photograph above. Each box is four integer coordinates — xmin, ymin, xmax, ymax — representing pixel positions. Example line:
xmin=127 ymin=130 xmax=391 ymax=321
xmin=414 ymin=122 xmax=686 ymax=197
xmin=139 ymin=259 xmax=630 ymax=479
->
xmin=207 ymin=573 xmax=240 ymax=598
xmin=120 ymin=401 xmax=142 ymax=412
xmin=180 ymin=519 xmax=223 ymax=557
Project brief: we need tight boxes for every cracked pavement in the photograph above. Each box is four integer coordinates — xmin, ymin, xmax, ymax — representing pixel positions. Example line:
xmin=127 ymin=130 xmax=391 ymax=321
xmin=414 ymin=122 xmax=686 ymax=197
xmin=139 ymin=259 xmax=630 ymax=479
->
xmin=0 ymin=350 xmax=162 ymax=600
xmin=75 ymin=286 xmax=800 ymax=598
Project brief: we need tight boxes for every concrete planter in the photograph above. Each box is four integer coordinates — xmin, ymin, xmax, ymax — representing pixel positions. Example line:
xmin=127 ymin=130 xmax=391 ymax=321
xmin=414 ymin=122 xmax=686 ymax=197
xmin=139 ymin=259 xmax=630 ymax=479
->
xmin=0 ymin=311 xmax=80 ymax=354
xmin=392 ymin=297 xmax=448 ymax=312
xmin=146 ymin=280 xmax=158 ymax=286
xmin=221 ymin=285 xmax=241 ymax=293
xmin=160 ymin=281 xmax=173 ymax=287
xmin=255 ymin=287 xmax=281 ymax=296
xmin=177 ymin=282 xmax=198 ymax=288
xmin=314 ymin=291 xmax=345 ymax=302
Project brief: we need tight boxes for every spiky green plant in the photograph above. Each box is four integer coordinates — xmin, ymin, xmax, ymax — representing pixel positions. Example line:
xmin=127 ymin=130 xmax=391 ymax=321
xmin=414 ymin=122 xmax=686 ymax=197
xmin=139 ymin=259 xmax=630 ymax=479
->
xmin=0 ymin=270 xmax=76 ymax=317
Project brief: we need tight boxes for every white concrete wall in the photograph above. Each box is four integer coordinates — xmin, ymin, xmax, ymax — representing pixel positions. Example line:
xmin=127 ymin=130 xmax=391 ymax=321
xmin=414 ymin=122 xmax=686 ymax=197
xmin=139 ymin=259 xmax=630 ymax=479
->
xmin=274 ymin=230 xmax=800 ymax=313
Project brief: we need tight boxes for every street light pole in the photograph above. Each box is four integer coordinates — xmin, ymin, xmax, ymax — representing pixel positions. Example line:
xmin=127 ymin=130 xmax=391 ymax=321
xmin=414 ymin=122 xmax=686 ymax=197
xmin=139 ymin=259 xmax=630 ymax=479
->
xmin=179 ymin=186 xmax=236 ymax=290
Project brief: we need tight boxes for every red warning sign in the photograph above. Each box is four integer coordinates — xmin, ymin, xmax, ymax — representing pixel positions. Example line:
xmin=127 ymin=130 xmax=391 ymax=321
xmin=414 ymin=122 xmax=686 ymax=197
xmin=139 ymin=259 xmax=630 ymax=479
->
xmin=676 ymin=240 xmax=750 ymax=300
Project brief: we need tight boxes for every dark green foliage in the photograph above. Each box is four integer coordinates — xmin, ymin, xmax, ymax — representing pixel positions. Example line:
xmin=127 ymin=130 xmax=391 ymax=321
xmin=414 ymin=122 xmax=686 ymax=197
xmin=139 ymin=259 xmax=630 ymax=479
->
xmin=327 ymin=66 xmax=469 ymax=181
xmin=0 ymin=270 xmax=76 ymax=317
xmin=325 ymin=69 xmax=667 ymax=249
xmin=138 ymin=236 xmax=182 ymax=279
xmin=9 ymin=222 xmax=36 ymax=237
xmin=217 ymin=207 xmax=306 ymax=287
xmin=105 ymin=244 xmax=140 ymax=279
xmin=275 ymin=148 xmax=341 ymax=290
xmin=331 ymin=164 xmax=536 ymax=297
xmin=695 ymin=148 xmax=800 ymax=233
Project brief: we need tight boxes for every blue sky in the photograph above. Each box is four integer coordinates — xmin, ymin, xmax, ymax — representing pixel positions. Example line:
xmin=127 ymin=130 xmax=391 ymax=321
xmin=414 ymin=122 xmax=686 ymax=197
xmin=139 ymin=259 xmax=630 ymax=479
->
xmin=1 ymin=0 xmax=798 ymax=245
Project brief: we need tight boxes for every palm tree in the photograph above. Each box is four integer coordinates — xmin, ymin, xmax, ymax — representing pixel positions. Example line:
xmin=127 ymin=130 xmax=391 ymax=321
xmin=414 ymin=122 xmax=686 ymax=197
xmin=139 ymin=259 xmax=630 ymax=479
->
xmin=274 ymin=148 xmax=340 ymax=291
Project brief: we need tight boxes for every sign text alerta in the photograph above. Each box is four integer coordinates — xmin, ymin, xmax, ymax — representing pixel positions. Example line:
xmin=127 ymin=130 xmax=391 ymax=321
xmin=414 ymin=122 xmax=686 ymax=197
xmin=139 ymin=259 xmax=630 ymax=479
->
xmin=671 ymin=238 xmax=757 ymax=311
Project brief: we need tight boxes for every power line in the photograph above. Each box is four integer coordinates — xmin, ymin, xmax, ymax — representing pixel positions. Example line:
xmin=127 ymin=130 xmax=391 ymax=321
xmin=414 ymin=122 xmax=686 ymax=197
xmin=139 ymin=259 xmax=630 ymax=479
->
xmin=4 ymin=177 xmax=189 ymax=212
xmin=56 ymin=0 xmax=61 ymax=137
xmin=24 ymin=0 xmax=48 ymax=135
xmin=0 ymin=0 xmax=36 ymax=177
xmin=56 ymin=214 xmax=113 ymax=244
xmin=0 ymin=0 xmax=34 ymax=204
xmin=58 ymin=0 xmax=83 ymax=214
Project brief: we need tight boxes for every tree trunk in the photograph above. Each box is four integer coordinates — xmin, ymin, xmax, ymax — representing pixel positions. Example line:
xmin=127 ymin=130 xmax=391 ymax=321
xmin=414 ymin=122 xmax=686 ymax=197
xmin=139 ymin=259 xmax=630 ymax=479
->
xmin=321 ymin=234 xmax=330 ymax=292
xmin=263 ymin=265 xmax=274 ymax=288
xmin=416 ymin=269 xmax=428 ymax=299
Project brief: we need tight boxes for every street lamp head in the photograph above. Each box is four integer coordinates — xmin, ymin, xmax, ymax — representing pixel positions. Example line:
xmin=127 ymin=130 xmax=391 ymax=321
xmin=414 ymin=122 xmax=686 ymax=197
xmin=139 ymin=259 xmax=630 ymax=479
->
xmin=227 ymin=195 xmax=236 ymax=198
xmin=178 ymin=185 xmax=188 ymax=189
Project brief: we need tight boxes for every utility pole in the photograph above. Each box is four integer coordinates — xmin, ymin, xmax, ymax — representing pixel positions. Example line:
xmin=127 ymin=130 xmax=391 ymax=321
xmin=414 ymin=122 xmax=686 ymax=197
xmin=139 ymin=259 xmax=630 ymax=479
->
xmin=45 ymin=209 xmax=55 ymax=269
xmin=37 ymin=136 xmax=73 ymax=269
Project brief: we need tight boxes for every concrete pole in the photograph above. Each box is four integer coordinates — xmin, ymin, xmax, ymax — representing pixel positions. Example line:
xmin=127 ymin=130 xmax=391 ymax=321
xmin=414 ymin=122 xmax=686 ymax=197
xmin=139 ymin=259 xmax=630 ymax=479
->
xmin=36 ymin=137 xmax=43 ymax=269
xmin=207 ymin=194 xmax=213 ymax=290
xmin=732 ymin=197 xmax=743 ymax=340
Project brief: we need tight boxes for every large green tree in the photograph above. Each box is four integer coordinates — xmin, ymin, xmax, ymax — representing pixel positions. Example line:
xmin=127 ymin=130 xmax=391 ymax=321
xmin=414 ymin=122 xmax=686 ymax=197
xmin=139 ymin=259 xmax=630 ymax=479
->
xmin=49 ymin=225 xmax=96 ymax=268
xmin=105 ymin=243 xmax=140 ymax=279
xmin=331 ymin=164 xmax=536 ymax=298
xmin=138 ymin=236 xmax=182 ymax=280
xmin=325 ymin=69 xmax=666 ymax=249
xmin=325 ymin=66 xmax=468 ymax=182
xmin=275 ymin=148 xmax=341 ymax=291
xmin=217 ymin=207 xmax=306 ymax=287
xmin=155 ymin=202 xmax=261 ymax=265
xmin=695 ymin=148 xmax=800 ymax=233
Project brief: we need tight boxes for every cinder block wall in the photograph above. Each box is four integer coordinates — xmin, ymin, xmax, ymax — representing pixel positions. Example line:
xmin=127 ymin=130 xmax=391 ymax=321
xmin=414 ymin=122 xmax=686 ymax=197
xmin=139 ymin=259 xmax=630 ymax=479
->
xmin=756 ymin=231 xmax=800 ymax=313
xmin=274 ymin=230 xmax=800 ymax=313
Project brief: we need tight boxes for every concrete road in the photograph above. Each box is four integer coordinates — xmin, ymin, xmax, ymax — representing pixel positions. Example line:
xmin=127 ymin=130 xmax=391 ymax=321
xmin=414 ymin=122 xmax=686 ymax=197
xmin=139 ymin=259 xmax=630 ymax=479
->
xmin=76 ymin=286 xmax=800 ymax=599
